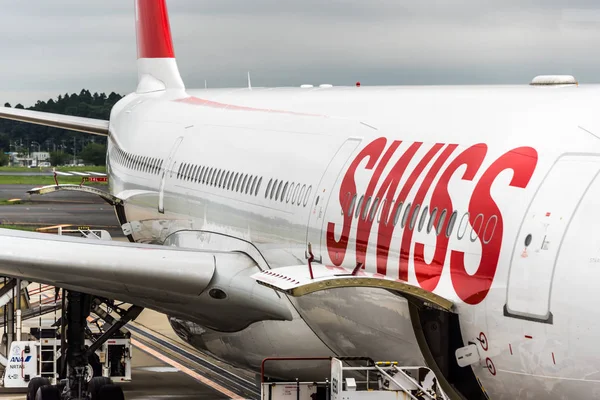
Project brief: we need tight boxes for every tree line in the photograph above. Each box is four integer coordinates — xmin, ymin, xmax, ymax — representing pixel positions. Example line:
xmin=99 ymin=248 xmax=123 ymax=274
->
xmin=0 ymin=90 xmax=123 ymax=166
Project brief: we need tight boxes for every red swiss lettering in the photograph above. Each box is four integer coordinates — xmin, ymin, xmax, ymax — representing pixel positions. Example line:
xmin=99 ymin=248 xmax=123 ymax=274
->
xmin=450 ymin=146 xmax=538 ymax=304
xmin=374 ymin=142 xmax=423 ymax=274
xmin=355 ymin=141 xmax=401 ymax=265
xmin=326 ymin=138 xmax=387 ymax=266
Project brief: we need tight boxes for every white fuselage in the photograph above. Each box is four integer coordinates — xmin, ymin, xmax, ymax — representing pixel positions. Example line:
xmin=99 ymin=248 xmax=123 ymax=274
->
xmin=106 ymin=84 xmax=600 ymax=399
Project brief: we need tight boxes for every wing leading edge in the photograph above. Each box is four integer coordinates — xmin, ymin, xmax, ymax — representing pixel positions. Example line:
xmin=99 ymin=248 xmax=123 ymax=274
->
xmin=0 ymin=107 xmax=109 ymax=136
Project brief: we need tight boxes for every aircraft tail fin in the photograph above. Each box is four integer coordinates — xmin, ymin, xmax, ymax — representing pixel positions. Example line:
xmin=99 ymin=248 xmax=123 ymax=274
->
xmin=135 ymin=0 xmax=185 ymax=93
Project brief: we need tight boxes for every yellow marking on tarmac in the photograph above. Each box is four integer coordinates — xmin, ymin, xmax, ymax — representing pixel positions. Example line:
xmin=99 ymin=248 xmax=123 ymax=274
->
xmin=7 ymin=198 xmax=21 ymax=203
xmin=131 ymin=338 xmax=243 ymax=399
xmin=36 ymin=224 xmax=73 ymax=232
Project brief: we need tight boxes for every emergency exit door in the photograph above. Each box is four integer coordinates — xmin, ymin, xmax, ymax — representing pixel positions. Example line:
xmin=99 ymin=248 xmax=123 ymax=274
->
xmin=505 ymin=155 xmax=600 ymax=323
xmin=306 ymin=138 xmax=362 ymax=261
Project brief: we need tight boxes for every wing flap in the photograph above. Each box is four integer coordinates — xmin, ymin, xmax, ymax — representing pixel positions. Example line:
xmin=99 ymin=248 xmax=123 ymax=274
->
xmin=252 ymin=264 xmax=454 ymax=312
xmin=0 ymin=107 xmax=109 ymax=136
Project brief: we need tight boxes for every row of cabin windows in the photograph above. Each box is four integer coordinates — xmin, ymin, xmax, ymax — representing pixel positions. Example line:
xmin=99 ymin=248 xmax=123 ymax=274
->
xmin=176 ymin=162 xmax=263 ymax=196
xmin=343 ymin=193 xmax=498 ymax=244
xmin=264 ymin=179 xmax=312 ymax=207
xmin=112 ymin=145 xmax=163 ymax=175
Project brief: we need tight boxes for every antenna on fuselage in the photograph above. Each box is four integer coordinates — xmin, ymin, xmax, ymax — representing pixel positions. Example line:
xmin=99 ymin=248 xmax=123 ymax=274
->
xmin=204 ymin=80 xmax=207 ymax=89
xmin=247 ymin=71 xmax=252 ymax=90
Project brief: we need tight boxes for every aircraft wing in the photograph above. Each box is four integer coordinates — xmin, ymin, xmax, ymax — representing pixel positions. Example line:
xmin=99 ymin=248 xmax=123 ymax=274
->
xmin=0 ymin=228 xmax=292 ymax=332
xmin=0 ymin=107 xmax=109 ymax=136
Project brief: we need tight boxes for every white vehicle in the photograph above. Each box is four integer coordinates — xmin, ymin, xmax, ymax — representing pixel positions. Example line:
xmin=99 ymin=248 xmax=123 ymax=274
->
xmin=0 ymin=1 xmax=597 ymax=399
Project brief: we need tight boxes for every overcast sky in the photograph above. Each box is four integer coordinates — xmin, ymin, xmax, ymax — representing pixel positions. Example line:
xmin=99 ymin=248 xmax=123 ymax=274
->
xmin=1 ymin=0 xmax=600 ymax=106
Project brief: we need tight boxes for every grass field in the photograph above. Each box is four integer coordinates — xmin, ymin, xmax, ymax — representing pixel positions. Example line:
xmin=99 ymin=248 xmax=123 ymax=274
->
xmin=0 ymin=224 xmax=36 ymax=231
xmin=0 ymin=176 xmax=106 ymax=185
xmin=0 ymin=166 xmax=106 ymax=173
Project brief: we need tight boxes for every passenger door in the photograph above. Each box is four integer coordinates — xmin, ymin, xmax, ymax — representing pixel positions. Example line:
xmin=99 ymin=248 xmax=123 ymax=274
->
xmin=158 ymin=136 xmax=183 ymax=214
xmin=505 ymin=154 xmax=600 ymax=323
xmin=306 ymin=138 xmax=362 ymax=261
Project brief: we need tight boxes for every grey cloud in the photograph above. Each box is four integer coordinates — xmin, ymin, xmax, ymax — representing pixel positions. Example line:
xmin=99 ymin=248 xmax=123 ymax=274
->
xmin=0 ymin=0 xmax=599 ymax=106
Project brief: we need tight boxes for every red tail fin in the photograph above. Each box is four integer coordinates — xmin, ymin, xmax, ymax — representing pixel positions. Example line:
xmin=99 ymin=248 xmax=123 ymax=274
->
xmin=136 ymin=0 xmax=175 ymax=59
xmin=135 ymin=0 xmax=184 ymax=92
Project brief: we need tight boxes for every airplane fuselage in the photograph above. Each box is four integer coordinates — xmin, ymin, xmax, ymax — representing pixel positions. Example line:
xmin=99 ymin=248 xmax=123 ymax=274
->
xmin=106 ymin=84 xmax=600 ymax=399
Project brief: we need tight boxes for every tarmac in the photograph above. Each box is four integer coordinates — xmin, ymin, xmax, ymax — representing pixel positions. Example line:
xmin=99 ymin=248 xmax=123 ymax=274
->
xmin=0 ymin=184 xmax=257 ymax=399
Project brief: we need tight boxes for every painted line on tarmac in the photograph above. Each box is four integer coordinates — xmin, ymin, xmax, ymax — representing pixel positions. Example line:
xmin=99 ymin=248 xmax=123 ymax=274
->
xmin=128 ymin=323 xmax=259 ymax=396
xmin=131 ymin=338 xmax=244 ymax=400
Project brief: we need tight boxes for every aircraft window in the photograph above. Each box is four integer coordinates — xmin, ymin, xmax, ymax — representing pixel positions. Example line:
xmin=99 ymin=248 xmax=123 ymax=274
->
xmin=245 ymin=175 xmax=253 ymax=194
xmin=303 ymin=186 xmax=312 ymax=207
xmin=177 ymin=163 xmax=184 ymax=179
xmin=223 ymin=171 xmax=230 ymax=187
xmin=184 ymin=163 xmax=191 ymax=179
xmin=418 ymin=206 xmax=428 ymax=232
xmin=241 ymin=174 xmax=249 ymax=193
xmin=401 ymin=203 xmax=412 ymax=228
xmin=265 ymin=179 xmax=273 ymax=198
xmin=250 ymin=176 xmax=258 ymax=194
xmin=355 ymin=195 xmax=365 ymax=218
xmin=410 ymin=204 xmax=421 ymax=230
xmin=199 ymin=166 xmax=206 ymax=184
xmin=298 ymin=185 xmax=306 ymax=205
xmin=362 ymin=197 xmax=372 ymax=220
xmin=144 ymin=157 xmax=149 ymax=172
xmin=191 ymin=165 xmax=198 ymax=181
xmin=445 ymin=211 xmax=457 ymax=238
xmin=376 ymin=199 xmax=386 ymax=223
xmin=347 ymin=194 xmax=357 ymax=216
xmin=427 ymin=208 xmax=438 ymax=233
xmin=275 ymin=180 xmax=283 ymax=201
xmin=200 ymin=166 xmax=206 ymax=183
xmin=255 ymin=177 xmax=262 ymax=196
xmin=435 ymin=209 xmax=446 ymax=236
xmin=231 ymin=172 xmax=239 ymax=190
xmin=148 ymin=158 xmax=153 ymax=173
xmin=152 ymin=158 xmax=157 ymax=174
xmin=270 ymin=180 xmax=278 ymax=199
xmin=483 ymin=215 xmax=498 ymax=244
xmin=140 ymin=156 xmax=145 ymax=172
xmin=287 ymin=183 xmax=295 ymax=204
xmin=457 ymin=212 xmax=470 ymax=240
xmin=289 ymin=185 xmax=298 ymax=205
xmin=235 ymin=174 xmax=244 ymax=192
xmin=212 ymin=168 xmax=219 ymax=186
xmin=470 ymin=213 xmax=484 ymax=242
xmin=227 ymin=171 xmax=234 ymax=190
xmin=159 ymin=160 xmax=164 ymax=173
xmin=369 ymin=197 xmax=380 ymax=222
xmin=393 ymin=202 xmax=404 ymax=226
xmin=281 ymin=182 xmax=289 ymax=202
xmin=215 ymin=169 xmax=225 ymax=188
xmin=195 ymin=165 xmax=202 ymax=182
xmin=188 ymin=164 xmax=194 ymax=180
xmin=524 ymin=233 xmax=532 ymax=247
